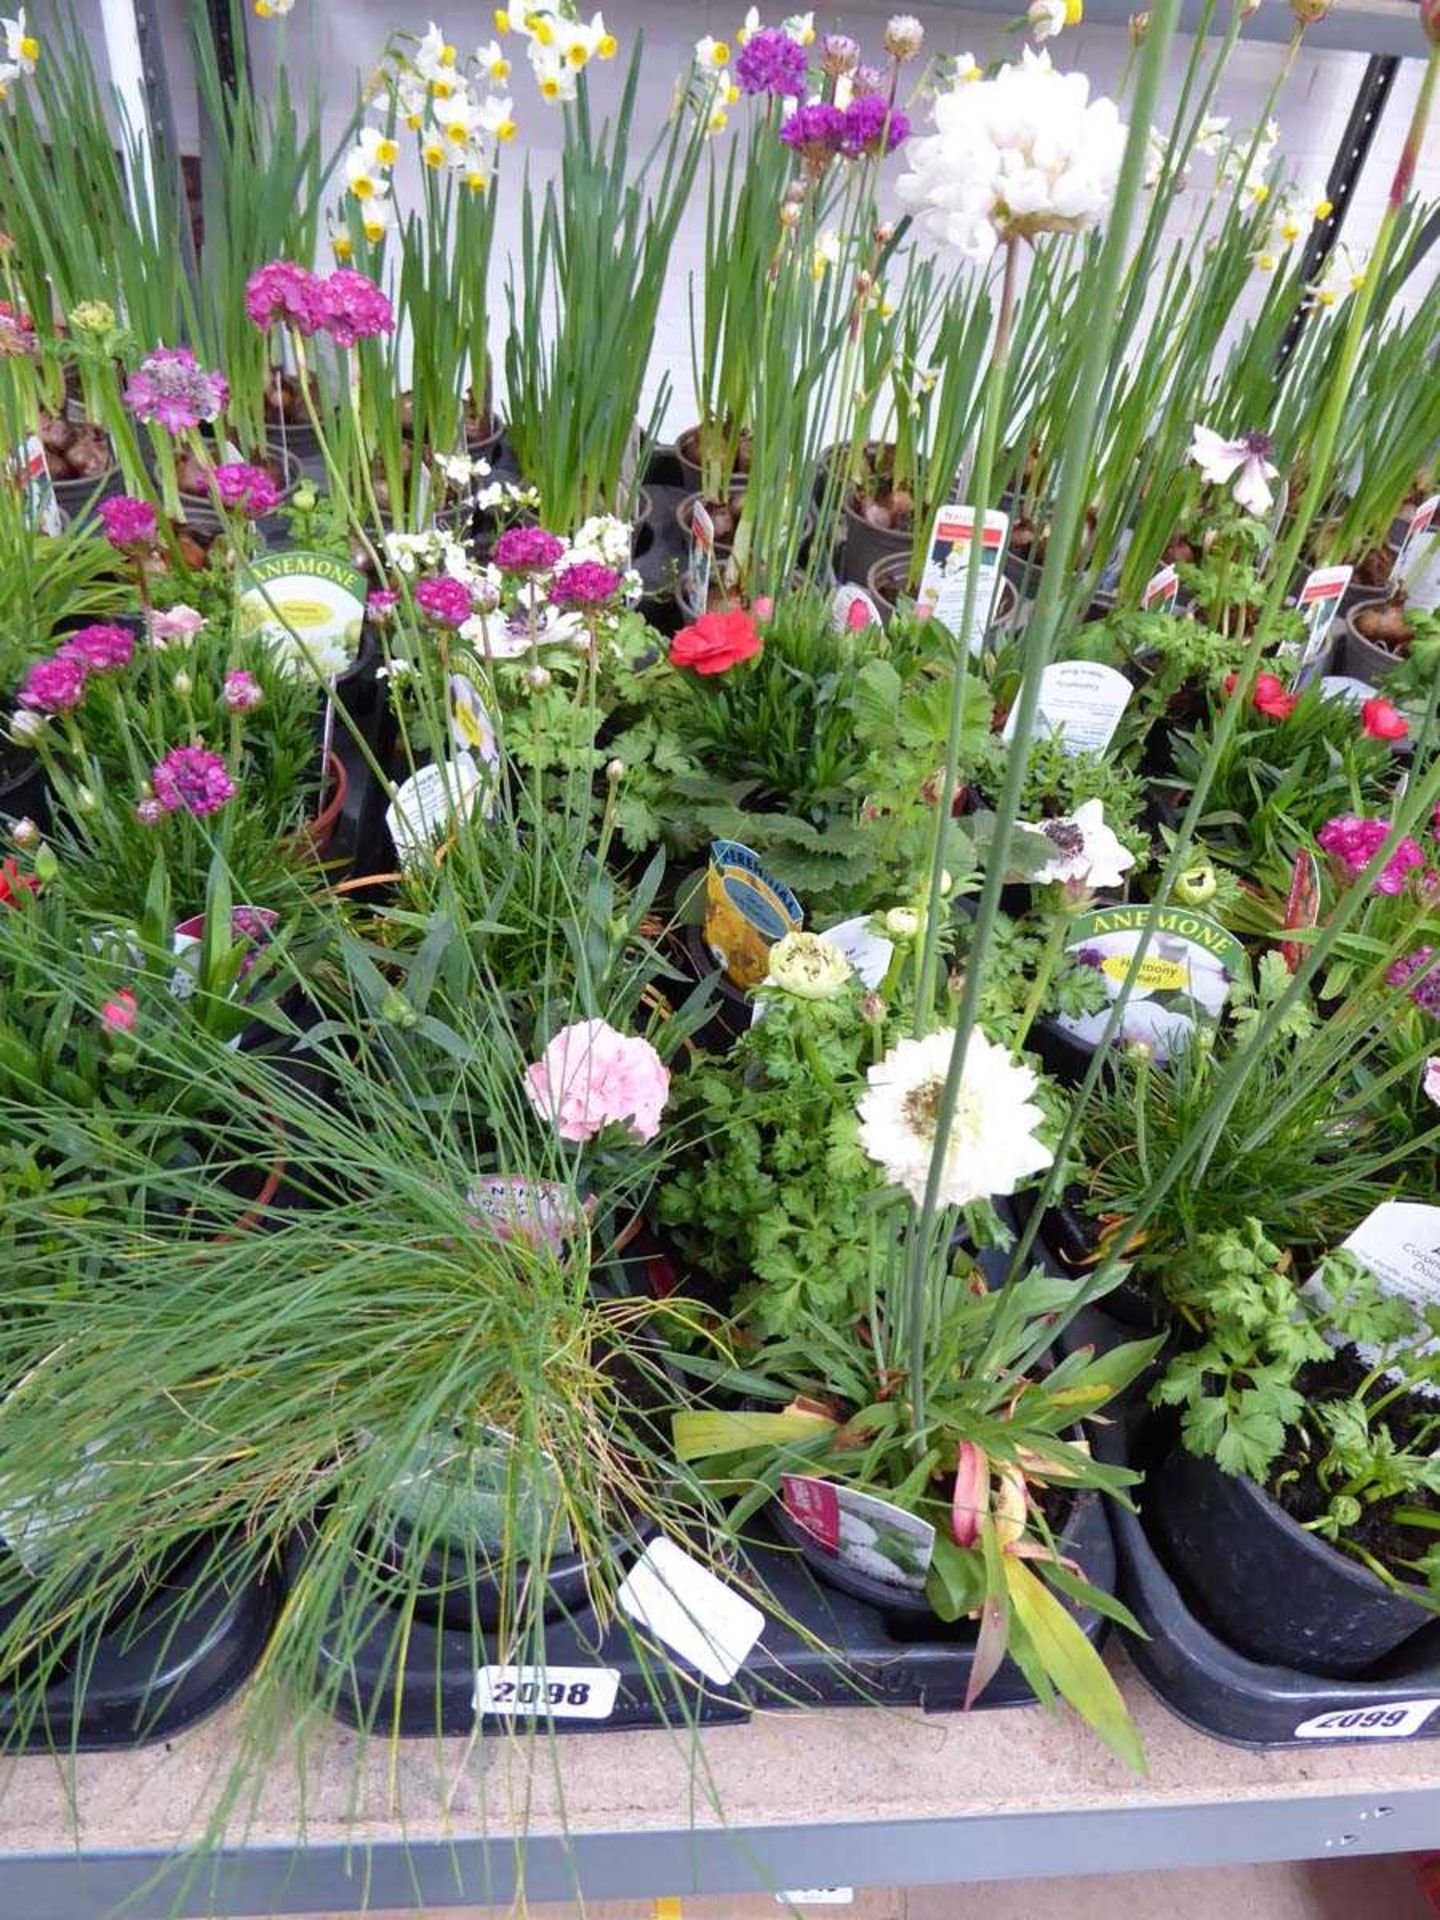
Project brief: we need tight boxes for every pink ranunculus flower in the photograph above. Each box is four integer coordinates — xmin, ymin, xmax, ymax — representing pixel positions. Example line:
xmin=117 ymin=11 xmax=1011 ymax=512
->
xmin=149 ymin=604 xmax=206 ymax=650
xmin=523 ymin=1018 xmax=670 ymax=1144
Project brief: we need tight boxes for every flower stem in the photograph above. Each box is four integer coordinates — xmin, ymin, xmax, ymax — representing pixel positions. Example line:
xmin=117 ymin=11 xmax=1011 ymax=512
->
xmin=1011 ymin=907 xmax=1070 ymax=1056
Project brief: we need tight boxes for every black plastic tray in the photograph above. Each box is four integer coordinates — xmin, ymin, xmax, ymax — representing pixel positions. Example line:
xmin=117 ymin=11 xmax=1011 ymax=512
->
xmin=0 ymin=1535 xmax=285 ymax=1752
xmin=318 ymin=1497 xmax=1115 ymax=1737
xmin=1067 ymin=1305 xmax=1440 ymax=1748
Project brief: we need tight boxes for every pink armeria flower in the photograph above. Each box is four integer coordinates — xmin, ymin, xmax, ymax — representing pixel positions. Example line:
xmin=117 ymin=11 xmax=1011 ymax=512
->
xmin=413 ymin=575 xmax=473 ymax=627
xmin=151 ymin=746 xmax=236 ymax=818
xmin=149 ymin=604 xmax=206 ymax=650
xmin=101 ymin=988 xmax=138 ymax=1036
xmin=98 ymin=495 xmax=158 ymax=551
xmin=493 ymin=526 xmax=566 ymax=574
xmin=1318 ymin=814 xmax=1425 ymax=895
xmin=59 ymin=623 xmax=135 ymax=674
xmin=523 ymin=1018 xmax=670 ymax=1144
xmin=125 ymin=347 xmax=229 ymax=432
xmin=223 ymin=670 xmax=264 ymax=713
xmin=210 ymin=462 xmax=281 ymax=517
xmin=549 ymin=561 xmax=622 ymax=607
xmin=134 ymin=796 xmax=167 ymax=828
xmin=322 ymin=269 xmax=394 ymax=348
xmin=18 ymin=654 xmax=89 ymax=712
xmin=245 ymin=261 xmax=329 ymax=336
xmin=366 ymin=588 xmax=399 ymax=621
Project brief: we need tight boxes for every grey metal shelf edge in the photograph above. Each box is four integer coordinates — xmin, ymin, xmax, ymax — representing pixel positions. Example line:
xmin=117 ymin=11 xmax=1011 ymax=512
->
xmin=953 ymin=0 xmax=1428 ymax=57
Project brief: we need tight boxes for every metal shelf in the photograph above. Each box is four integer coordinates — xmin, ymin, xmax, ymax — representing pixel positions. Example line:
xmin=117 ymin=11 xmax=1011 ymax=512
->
xmin=954 ymin=0 xmax=1430 ymax=58
xmin=2 ymin=1651 xmax=1439 ymax=1918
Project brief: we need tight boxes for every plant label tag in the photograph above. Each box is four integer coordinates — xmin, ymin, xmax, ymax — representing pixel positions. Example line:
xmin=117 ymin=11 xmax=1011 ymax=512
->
xmin=1142 ymin=564 xmax=1179 ymax=614
xmin=689 ymin=499 xmax=715 ymax=610
xmin=616 ymin=1536 xmax=763 ymax=1686
xmin=777 ymin=1893 xmax=855 ymax=1907
xmin=1295 ymin=1701 xmax=1440 ymax=1740
xmin=1294 ymin=565 xmax=1353 ymax=676
xmin=385 ymin=753 xmax=485 ymax=867
xmin=917 ymin=505 xmax=1008 ymax=654
xmin=466 ymin=1177 xmax=588 ymax=1250
xmin=449 ymin=673 xmax=500 ymax=769
xmin=781 ymin=1476 xmax=935 ymax=1592
xmin=704 ymin=839 xmax=803 ymax=990
xmin=474 ymin=1664 xmax=620 ymax=1721
xmin=1001 ymin=661 xmax=1133 ymax=756
xmin=1055 ymin=903 xmax=1244 ymax=1063
xmin=0 ymin=1441 xmax=110 ymax=1576
xmin=14 ymin=435 xmax=61 ymax=534
xmin=1392 ymin=494 xmax=1440 ymax=598
xmin=1319 ymin=674 xmax=1373 ymax=707
xmin=1327 ymin=1204 xmax=1440 ymax=1368
xmin=239 ymin=549 xmax=367 ymax=681
xmin=830 ymin=583 xmax=882 ymax=633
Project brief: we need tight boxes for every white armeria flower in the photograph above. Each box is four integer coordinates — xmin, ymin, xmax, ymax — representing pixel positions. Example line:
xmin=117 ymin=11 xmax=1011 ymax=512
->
xmin=896 ymin=49 xmax=1126 ymax=265
xmin=858 ymin=1027 xmax=1053 ymax=1210
xmin=1188 ymin=421 xmax=1280 ymax=517
xmin=1020 ymin=797 xmax=1136 ymax=893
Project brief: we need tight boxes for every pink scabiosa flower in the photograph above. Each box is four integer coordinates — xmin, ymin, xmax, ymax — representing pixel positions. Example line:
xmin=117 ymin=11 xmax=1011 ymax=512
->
xmin=149 ymin=604 xmax=206 ymax=650
xmin=151 ymin=746 xmax=236 ymax=818
xmin=223 ymin=670 xmax=264 ymax=713
xmin=493 ymin=526 xmax=567 ymax=574
xmin=413 ymin=574 xmax=473 ymax=627
xmin=210 ymin=462 xmax=281 ymax=517
xmin=98 ymin=494 xmax=158 ymax=551
xmin=245 ymin=260 xmax=329 ymax=336
xmin=125 ymin=346 xmax=229 ymax=432
xmin=59 ymin=623 xmax=134 ymax=674
xmin=322 ymin=269 xmax=395 ymax=348
xmin=1317 ymin=814 xmax=1425 ymax=895
xmin=549 ymin=560 xmax=622 ymax=607
xmin=18 ymin=653 xmax=89 ymax=713
xmin=523 ymin=1018 xmax=670 ymax=1144
xmin=735 ymin=26 xmax=808 ymax=95
xmin=100 ymin=988 xmax=138 ymax=1036
xmin=841 ymin=95 xmax=910 ymax=157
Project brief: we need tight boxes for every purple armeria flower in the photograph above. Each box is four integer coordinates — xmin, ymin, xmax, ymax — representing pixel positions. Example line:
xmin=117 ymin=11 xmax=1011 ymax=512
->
xmin=223 ymin=670 xmax=264 ymax=713
xmin=413 ymin=575 xmax=473 ymax=627
xmin=210 ymin=462 xmax=281 ymax=517
xmin=779 ymin=102 xmax=848 ymax=166
xmin=135 ymin=795 xmax=167 ymax=828
xmin=1388 ymin=947 xmax=1440 ymax=1018
xmin=735 ymin=27 xmax=808 ymax=96
xmin=125 ymin=346 xmax=229 ymax=433
xmin=850 ymin=63 xmax=886 ymax=97
xmin=323 ymin=269 xmax=395 ymax=349
xmin=1317 ymin=814 xmax=1425 ymax=896
xmin=59 ymin=623 xmax=134 ymax=674
xmin=549 ymin=560 xmax=622 ymax=607
xmin=18 ymin=654 xmax=89 ymax=713
xmin=151 ymin=746 xmax=236 ymax=818
xmin=98 ymin=494 xmax=158 ymax=551
xmin=493 ymin=526 xmax=566 ymax=574
xmin=245 ymin=260 xmax=329 ymax=337
xmin=841 ymin=94 xmax=909 ymax=157
xmin=367 ymin=588 xmax=399 ymax=620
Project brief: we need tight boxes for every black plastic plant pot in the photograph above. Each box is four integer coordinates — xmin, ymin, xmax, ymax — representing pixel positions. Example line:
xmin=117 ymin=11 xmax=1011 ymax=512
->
xmin=679 ymin=919 xmax=755 ymax=1051
xmin=373 ymin=1519 xmax=598 ymax=1633
xmin=866 ymin=552 xmax=1020 ymax=639
xmin=840 ymin=498 xmax=910 ymax=589
xmin=1150 ymin=1444 xmax=1436 ymax=1678
xmin=0 ymin=745 xmax=49 ymax=832
xmin=1338 ymin=596 xmax=1406 ymax=686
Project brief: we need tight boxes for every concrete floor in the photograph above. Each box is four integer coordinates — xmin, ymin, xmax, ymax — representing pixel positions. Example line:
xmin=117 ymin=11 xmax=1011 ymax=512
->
xmin=276 ymin=1854 xmax=1436 ymax=1918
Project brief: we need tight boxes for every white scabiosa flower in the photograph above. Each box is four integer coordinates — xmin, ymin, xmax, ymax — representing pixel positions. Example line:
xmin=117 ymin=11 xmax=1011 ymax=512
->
xmin=858 ymin=1027 xmax=1053 ymax=1209
xmin=896 ymin=48 xmax=1126 ymax=265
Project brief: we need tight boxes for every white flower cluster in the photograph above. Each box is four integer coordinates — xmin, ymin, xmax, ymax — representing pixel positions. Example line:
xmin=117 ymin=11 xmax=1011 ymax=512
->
xmin=496 ymin=4 xmax=617 ymax=106
xmin=1217 ymin=117 xmax=1279 ymax=208
xmin=896 ymin=48 xmax=1126 ymax=264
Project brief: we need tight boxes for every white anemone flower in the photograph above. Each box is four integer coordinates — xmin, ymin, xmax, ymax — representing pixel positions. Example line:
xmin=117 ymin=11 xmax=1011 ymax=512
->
xmin=857 ymin=1027 xmax=1053 ymax=1210
xmin=896 ymin=48 xmax=1126 ymax=265
xmin=1188 ymin=421 xmax=1280 ymax=517
xmin=1020 ymin=797 xmax=1136 ymax=892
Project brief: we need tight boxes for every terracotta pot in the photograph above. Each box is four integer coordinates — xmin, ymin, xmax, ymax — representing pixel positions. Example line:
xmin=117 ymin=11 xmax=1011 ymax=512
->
xmin=292 ymin=749 xmax=348 ymax=860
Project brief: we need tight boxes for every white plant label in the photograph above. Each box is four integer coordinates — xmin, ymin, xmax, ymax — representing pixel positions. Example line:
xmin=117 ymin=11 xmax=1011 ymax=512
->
xmin=616 ymin=1537 xmax=763 ymax=1686
xmin=777 ymin=1893 xmax=855 ymax=1907
xmin=1001 ymin=661 xmax=1133 ymax=756
xmin=15 ymin=435 xmax=61 ymax=535
xmin=830 ymin=582 xmax=882 ymax=633
xmin=1392 ymin=494 xmax=1440 ymax=606
xmin=474 ymin=1664 xmax=620 ymax=1721
xmin=781 ymin=1476 xmax=935 ymax=1592
xmin=449 ymin=673 xmax=500 ymax=769
xmin=1142 ymin=563 xmax=1179 ymax=614
xmin=1319 ymin=675 xmax=1373 ymax=707
xmin=239 ymin=549 xmax=367 ymax=681
xmin=917 ymin=504 xmax=1009 ymax=655
xmin=385 ymin=753 xmax=484 ymax=866
xmin=1295 ymin=565 xmax=1353 ymax=674
xmin=1328 ymin=1202 xmax=1440 ymax=1367
xmin=689 ymin=498 xmax=715 ymax=610
xmin=1295 ymin=1700 xmax=1440 ymax=1740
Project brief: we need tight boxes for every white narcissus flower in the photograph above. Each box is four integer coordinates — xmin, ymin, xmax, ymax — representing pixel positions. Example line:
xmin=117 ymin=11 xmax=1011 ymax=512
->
xmin=475 ymin=37 xmax=511 ymax=81
xmin=736 ymin=8 xmax=763 ymax=46
xmin=345 ymin=145 xmax=392 ymax=201
xmin=355 ymin=125 xmax=400 ymax=170
xmin=1028 ymin=0 xmax=1068 ymax=39
xmin=416 ymin=21 xmax=460 ymax=91
xmin=896 ymin=48 xmax=1126 ymax=265
xmin=784 ymin=10 xmax=816 ymax=43
xmin=359 ymin=196 xmax=396 ymax=245
xmin=2 ymin=10 xmax=38 ymax=71
xmin=1021 ymin=797 xmax=1136 ymax=892
xmin=1188 ymin=421 xmax=1280 ymax=517
xmin=1307 ymin=242 xmax=1367 ymax=311
xmin=858 ymin=1027 xmax=1053 ymax=1210
xmin=695 ymin=34 xmax=730 ymax=69
xmin=1194 ymin=112 xmax=1228 ymax=155
xmin=955 ymin=51 xmax=982 ymax=82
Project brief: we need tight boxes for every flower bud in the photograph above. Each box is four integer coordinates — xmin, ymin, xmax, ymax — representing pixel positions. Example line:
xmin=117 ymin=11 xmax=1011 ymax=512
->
xmin=819 ymin=31 xmax=859 ymax=74
xmin=524 ymin=663 xmax=552 ymax=692
xmin=380 ymin=985 xmax=419 ymax=1029
xmin=1173 ymin=863 xmax=1217 ymax=907
xmin=606 ymin=757 xmax=626 ymax=784
xmin=1128 ymin=9 xmax=1149 ymax=41
xmin=33 ymin=842 xmax=58 ymax=884
xmin=778 ymin=202 xmax=802 ymax=230
xmin=172 ymin=671 xmax=193 ymax=696
xmin=135 ymin=795 xmax=166 ymax=828
xmin=885 ymin=906 xmax=921 ymax=941
xmin=784 ymin=178 xmax=808 ymax=205
xmin=10 ymin=815 xmax=37 ymax=847
xmin=1289 ymin=0 xmax=1332 ymax=21
xmin=883 ymin=13 xmax=924 ymax=59
xmin=292 ymin=482 xmax=318 ymax=512
xmin=10 ymin=710 xmax=44 ymax=745
xmin=875 ymin=221 xmax=895 ymax=245
xmin=1424 ymin=0 xmax=1440 ymax=41
xmin=73 ymin=784 xmax=98 ymax=816
xmin=860 ymin=992 xmax=886 ymax=1024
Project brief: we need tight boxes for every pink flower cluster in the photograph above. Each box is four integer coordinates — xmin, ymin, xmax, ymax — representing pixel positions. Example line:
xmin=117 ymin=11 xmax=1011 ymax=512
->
xmin=549 ymin=561 xmax=622 ymax=608
xmin=1317 ymin=815 xmax=1425 ymax=895
xmin=244 ymin=261 xmax=395 ymax=347
xmin=150 ymin=746 xmax=236 ymax=818
xmin=523 ymin=1018 xmax=670 ymax=1144
xmin=413 ymin=575 xmax=473 ymax=627
xmin=125 ymin=347 xmax=229 ymax=433
xmin=223 ymin=670 xmax=264 ymax=713
xmin=493 ymin=526 xmax=566 ymax=574
xmin=98 ymin=495 xmax=158 ymax=551
xmin=59 ymin=624 xmax=135 ymax=673
xmin=210 ymin=462 xmax=281 ymax=517
xmin=18 ymin=654 xmax=89 ymax=713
